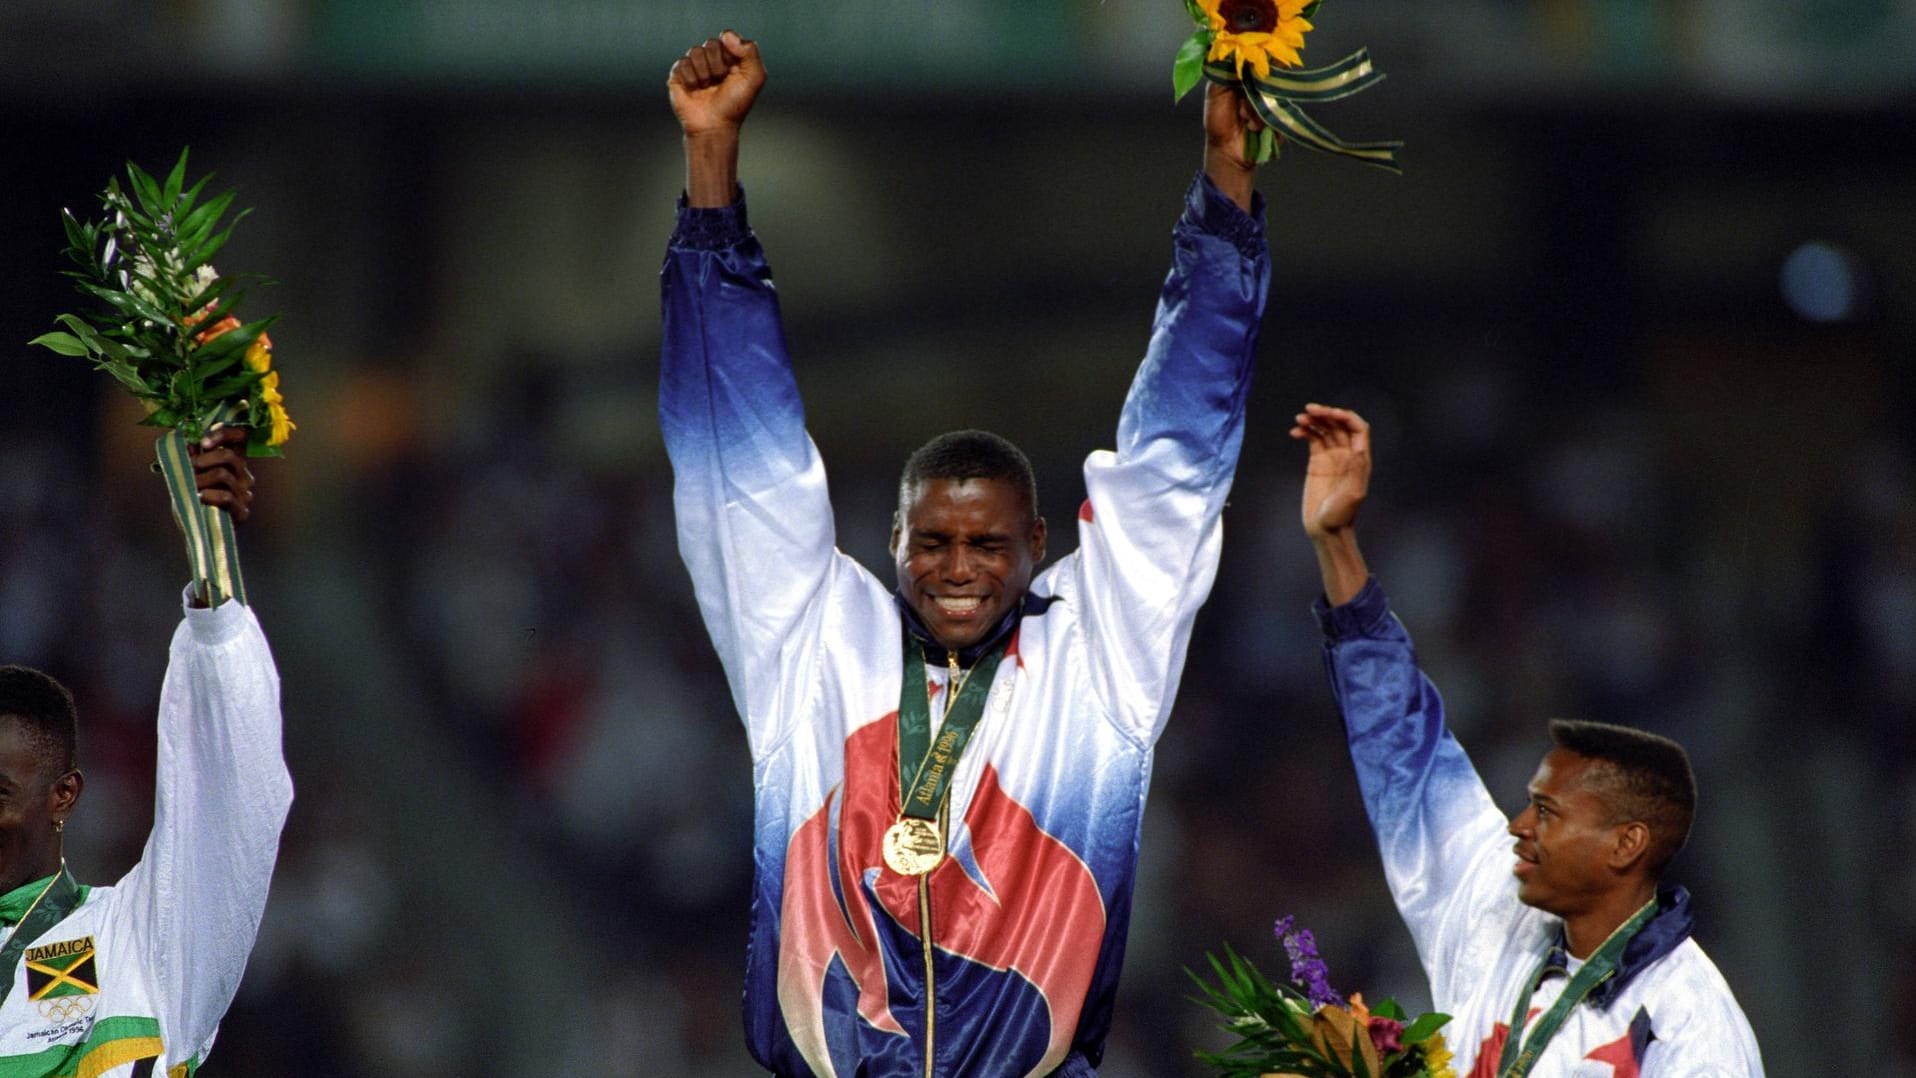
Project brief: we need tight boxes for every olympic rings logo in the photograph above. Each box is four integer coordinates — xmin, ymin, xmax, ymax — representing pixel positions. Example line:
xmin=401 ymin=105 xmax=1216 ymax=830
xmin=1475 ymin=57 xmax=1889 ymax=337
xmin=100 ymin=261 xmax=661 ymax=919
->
xmin=36 ymin=995 xmax=95 ymax=1021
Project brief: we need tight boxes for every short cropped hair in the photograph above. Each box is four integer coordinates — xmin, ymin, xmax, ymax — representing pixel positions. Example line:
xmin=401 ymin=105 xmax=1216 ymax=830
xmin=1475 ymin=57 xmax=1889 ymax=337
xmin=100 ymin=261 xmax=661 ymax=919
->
xmin=0 ymin=666 xmax=78 ymax=778
xmin=897 ymin=430 xmax=1038 ymax=525
xmin=1550 ymin=718 xmax=1696 ymax=877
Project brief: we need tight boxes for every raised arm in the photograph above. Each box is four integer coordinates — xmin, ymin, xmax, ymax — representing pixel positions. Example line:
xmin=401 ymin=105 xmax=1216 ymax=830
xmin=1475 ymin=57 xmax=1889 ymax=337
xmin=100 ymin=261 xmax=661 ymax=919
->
xmin=117 ymin=428 xmax=292 ymax=1066
xmin=669 ymin=30 xmax=764 ymax=208
xmin=1073 ymin=85 xmax=1272 ymax=744
xmin=1292 ymin=402 xmax=1372 ymax=605
xmin=1295 ymin=405 xmax=1514 ymax=996
xmin=1202 ymin=81 xmax=1263 ymax=214
xmin=659 ymin=33 xmax=846 ymax=754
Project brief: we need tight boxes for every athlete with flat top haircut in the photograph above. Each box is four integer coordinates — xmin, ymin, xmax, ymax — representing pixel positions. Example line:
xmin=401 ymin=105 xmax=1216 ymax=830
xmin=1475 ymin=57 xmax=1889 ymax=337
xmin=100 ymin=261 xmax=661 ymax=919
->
xmin=1294 ymin=402 xmax=1763 ymax=1077
xmin=660 ymin=29 xmax=1274 ymax=1077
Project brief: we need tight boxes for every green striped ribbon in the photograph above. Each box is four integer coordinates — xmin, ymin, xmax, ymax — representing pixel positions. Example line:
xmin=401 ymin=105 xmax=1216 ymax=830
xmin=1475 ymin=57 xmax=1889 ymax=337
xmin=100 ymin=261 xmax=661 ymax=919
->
xmin=155 ymin=431 xmax=247 ymax=608
xmin=897 ymin=630 xmax=1009 ymax=822
xmin=0 ymin=865 xmax=84 ymax=1010
xmin=1202 ymin=51 xmax=1403 ymax=173
xmin=1495 ymin=900 xmax=1658 ymax=1078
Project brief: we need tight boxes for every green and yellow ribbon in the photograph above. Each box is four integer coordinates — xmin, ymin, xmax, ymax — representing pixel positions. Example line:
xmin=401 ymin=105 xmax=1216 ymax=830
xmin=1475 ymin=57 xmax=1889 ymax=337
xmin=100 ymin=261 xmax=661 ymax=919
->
xmin=1173 ymin=1 xmax=1403 ymax=173
xmin=155 ymin=429 xmax=247 ymax=608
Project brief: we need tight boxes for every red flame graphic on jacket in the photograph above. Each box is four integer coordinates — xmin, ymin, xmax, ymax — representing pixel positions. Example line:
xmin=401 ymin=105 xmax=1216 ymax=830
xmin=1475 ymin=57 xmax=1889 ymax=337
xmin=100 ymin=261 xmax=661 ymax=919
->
xmin=776 ymin=709 xmax=1107 ymax=1075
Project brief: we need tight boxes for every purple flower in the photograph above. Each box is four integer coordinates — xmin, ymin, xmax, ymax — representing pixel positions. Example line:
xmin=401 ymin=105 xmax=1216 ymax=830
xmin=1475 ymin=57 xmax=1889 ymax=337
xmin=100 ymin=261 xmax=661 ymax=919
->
xmin=1273 ymin=916 xmax=1343 ymax=1008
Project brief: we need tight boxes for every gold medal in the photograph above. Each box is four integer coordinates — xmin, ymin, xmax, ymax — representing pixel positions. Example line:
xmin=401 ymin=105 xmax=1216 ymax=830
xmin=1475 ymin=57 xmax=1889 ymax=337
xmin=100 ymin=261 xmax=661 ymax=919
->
xmin=882 ymin=817 xmax=945 ymax=876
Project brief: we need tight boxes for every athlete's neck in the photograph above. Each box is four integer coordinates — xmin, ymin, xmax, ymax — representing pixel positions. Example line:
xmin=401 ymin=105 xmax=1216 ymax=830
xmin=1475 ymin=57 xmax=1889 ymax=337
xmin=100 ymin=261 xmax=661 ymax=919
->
xmin=1562 ymin=880 xmax=1656 ymax=959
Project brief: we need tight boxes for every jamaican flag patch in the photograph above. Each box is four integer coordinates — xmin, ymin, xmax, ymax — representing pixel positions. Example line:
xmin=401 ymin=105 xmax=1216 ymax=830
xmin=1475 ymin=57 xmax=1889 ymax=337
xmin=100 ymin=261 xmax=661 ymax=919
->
xmin=25 ymin=936 xmax=98 ymax=999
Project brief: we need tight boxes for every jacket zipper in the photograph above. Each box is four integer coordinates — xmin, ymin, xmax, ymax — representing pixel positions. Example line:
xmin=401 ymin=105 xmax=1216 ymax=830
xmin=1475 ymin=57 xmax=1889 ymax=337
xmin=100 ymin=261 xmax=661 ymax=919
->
xmin=920 ymin=649 xmax=960 ymax=1078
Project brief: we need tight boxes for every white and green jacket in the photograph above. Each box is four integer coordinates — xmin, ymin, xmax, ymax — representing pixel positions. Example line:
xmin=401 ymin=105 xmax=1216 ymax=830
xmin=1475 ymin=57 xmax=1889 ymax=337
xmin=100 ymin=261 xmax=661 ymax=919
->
xmin=0 ymin=595 xmax=292 ymax=1077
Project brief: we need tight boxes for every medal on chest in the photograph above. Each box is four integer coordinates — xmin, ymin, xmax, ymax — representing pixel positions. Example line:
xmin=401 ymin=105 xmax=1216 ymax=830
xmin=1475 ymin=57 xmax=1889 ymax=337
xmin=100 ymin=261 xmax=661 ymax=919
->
xmin=884 ymin=630 xmax=1009 ymax=876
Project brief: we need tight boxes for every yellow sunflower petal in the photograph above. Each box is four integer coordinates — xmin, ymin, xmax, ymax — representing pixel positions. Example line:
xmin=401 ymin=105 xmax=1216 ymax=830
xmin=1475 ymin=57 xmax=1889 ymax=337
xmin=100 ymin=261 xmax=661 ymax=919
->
xmin=267 ymin=403 xmax=295 ymax=447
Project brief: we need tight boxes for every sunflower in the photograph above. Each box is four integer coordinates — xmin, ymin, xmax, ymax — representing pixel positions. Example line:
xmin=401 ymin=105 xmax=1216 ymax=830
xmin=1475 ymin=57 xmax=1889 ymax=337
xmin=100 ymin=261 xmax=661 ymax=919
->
xmin=1199 ymin=0 xmax=1313 ymax=79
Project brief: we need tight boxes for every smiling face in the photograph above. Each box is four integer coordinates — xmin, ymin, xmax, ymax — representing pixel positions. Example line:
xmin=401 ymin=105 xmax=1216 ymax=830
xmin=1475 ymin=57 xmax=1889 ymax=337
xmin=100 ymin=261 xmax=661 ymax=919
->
xmin=0 ymin=717 xmax=80 ymax=894
xmin=1505 ymin=748 xmax=1630 ymax=920
xmin=892 ymin=477 xmax=1046 ymax=653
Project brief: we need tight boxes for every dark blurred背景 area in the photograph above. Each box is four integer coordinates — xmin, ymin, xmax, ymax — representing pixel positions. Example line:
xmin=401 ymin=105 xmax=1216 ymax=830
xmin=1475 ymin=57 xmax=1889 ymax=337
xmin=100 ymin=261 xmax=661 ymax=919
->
xmin=3 ymin=1 xmax=1911 ymax=1074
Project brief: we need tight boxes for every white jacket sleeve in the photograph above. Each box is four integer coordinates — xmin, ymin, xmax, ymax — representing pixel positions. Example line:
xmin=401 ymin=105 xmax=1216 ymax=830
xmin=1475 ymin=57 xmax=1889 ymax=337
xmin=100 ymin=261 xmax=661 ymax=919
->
xmin=1074 ymin=172 xmax=1269 ymax=745
xmin=114 ymin=593 xmax=293 ymax=1062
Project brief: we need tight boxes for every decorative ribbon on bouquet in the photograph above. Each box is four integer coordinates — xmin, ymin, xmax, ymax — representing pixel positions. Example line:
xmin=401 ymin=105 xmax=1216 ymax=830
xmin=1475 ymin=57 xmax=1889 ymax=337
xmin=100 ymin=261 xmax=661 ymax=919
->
xmin=1173 ymin=0 xmax=1403 ymax=172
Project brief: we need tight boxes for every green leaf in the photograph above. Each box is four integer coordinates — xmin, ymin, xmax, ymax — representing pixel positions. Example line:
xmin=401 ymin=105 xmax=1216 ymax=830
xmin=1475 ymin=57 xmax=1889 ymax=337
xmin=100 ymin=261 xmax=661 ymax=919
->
xmin=28 ymin=331 xmax=90 ymax=357
xmin=192 ymin=315 xmax=275 ymax=363
xmin=176 ymin=172 xmax=211 ymax=218
xmin=203 ymin=370 xmax=263 ymax=400
xmin=186 ymin=213 xmax=248 ymax=268
xmin=1173 ymin=30 xmax=1210 ymax=102
xmin=125 ymin=160 xmax=164 ymax=216
xmin=92 ymin=358 xmax=153 ymax=395
xmin=1372 ymin=998 xmax=1407 ymax=1021
xmin=185 ymin=277 xmax=244 ymax=323
xmin=53 ymin=313 xmax=105 ymax=346
xmin=1302 ymin=0 xmax=1322 ymax=18
xmin=162 ymin=147 xmax=189 ymax=209
xmin=1246 ymin=126 xmax=1281 ymax=165
xmin=1183 ymin=0 xmax=1206 ymax=24
xmin=75 ymin=281 xmax=174 ymax=326
xmin=1400 ymin=1012 xmax=1450 ymax=1045
xmin=1350 ymin=1035 xmax=1373 ymax=1078
xmin=176 ymin=189 xmax=237 ymax=252
xmin=61 ymin=208 xmax=88 ymax=254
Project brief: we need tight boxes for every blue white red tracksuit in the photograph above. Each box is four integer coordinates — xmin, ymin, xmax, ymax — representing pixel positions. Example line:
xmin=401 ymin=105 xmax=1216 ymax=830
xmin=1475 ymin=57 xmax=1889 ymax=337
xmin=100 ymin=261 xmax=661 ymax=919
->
xmin=1318 ymin=579 xmax=1765 ymax=1077
xmin=659 ymin=174 xmax=1269 ymax=1077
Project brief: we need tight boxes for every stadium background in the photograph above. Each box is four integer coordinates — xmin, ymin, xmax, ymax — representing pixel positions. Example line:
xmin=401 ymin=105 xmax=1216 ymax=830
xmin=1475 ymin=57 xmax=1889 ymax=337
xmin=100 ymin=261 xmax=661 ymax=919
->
xmin=2 ymin=1 xmax=1911 ymax=1073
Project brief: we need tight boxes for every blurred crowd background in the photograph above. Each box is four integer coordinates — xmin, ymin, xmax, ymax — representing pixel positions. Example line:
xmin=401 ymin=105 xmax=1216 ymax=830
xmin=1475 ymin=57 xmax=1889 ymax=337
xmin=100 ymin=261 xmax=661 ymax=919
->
xmin=3 ymin=0 xmax=1912 ymax=1074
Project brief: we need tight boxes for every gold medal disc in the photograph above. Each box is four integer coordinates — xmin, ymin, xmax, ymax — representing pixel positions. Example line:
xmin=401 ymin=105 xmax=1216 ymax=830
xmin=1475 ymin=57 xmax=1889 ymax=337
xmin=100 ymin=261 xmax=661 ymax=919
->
xmin=882 ymin=817 xmax=945 ymax=876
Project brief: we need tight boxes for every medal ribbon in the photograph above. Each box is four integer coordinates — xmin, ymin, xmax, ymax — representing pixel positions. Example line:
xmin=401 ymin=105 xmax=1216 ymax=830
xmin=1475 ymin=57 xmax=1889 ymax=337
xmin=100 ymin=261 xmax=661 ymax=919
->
xmin=1495 ymin=900 xmax=1658 ymax=1078
xmin=896 ymin=629 xmax=1009 ymax=822
xmin=0 ymin=865 xmax=85 ymax=1009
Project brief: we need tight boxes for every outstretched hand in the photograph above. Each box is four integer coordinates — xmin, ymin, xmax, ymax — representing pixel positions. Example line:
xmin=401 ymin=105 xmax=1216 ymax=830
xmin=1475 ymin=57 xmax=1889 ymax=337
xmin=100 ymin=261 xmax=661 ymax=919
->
xmin=1291 ymin=403 xmax=1370 ymax=543
xmin=668 ymin=31 xmax=766 ymax=139
xmin=188 ymin=426 xmax=256 ymax=524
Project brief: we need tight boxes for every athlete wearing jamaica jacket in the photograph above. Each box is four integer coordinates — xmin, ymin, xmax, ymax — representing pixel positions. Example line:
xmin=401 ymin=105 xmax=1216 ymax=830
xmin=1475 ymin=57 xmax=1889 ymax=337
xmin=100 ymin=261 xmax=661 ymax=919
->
xmin=0 ymin=430 xmax=291 ymax=1077
xmin=660 ymin=32 xmax=1271 ymax=1078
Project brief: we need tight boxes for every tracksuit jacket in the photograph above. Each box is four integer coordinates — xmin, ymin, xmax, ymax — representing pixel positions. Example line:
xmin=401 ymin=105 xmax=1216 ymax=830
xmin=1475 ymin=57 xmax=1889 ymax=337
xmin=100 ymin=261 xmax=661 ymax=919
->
xmin=660 ymin=172 xmax=1269 ymax=1076
xmin=0 ymin=596 xmax=291 ymax=1076
xmin=1319 ymin=579 xmax=1764 ymax=1077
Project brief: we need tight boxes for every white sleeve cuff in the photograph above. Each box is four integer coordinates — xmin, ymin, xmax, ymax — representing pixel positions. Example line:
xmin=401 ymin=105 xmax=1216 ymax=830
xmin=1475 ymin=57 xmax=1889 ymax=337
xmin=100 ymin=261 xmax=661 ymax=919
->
xmin=179 ymin=585 xmax=252 ymax=645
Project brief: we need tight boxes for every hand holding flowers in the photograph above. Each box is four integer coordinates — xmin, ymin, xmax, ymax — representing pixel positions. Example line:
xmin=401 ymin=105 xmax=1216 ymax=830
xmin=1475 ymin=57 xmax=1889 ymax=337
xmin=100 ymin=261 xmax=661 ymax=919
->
xmin=29 ymin=149 xmax=289 ymax=605
xmin=1172 ymin=0 xmax=1402 ymax=171
xmin=1189 ymin=916 xmax=1453 ymax=1078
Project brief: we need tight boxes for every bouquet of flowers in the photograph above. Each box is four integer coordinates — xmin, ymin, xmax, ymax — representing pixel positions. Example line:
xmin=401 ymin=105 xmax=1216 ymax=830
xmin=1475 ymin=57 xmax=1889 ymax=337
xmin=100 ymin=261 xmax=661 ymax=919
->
xmin=1172 ymin=0 xmax=1402 ymax=171
xmin=30 ymin=149 xmax=290 ymax=606
xmin=1189 ymin=917 xmax=1453 ymax=1078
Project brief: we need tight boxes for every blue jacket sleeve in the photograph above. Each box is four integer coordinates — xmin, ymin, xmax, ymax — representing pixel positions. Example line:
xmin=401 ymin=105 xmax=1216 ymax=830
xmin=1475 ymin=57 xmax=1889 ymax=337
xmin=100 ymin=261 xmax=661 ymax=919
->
xmin=1317 ymin=578 xmax=1518 ymax=990
xmin=1073 ymin=172 xmax=1270 ymax=744
xmin=659 ymin=192 xmax=842 ymax=753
